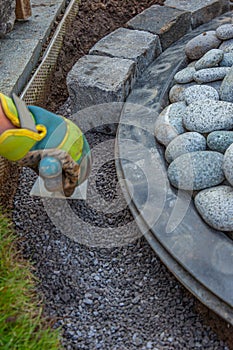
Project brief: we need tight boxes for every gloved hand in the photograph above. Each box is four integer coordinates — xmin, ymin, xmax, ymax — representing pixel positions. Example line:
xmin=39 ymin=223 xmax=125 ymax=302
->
xmin=0 ymin=92 xmax=92 ymax=197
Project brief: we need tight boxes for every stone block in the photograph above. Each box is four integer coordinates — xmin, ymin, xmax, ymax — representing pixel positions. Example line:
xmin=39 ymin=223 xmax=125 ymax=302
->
xmin=67 ymin=55 xmax=136 ymax=112
xmin=0 ymin=0 xmax=16 ymax=36
xmin=89 ymin=28 xmax=162 ymax=75
xmin=127 ymin=5 xmax=191 ymax=50
xmin=165 ymin=0 xmax=230 ymax=29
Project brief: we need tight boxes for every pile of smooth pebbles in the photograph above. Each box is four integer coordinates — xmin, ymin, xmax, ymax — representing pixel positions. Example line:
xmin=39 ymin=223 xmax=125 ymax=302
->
xmin=154 ymin=23 xmax=233 ymax=233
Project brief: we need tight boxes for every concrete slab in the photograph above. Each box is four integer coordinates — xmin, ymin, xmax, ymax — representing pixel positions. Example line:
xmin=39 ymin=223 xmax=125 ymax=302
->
xmin=165 ymin=0 xmax=230 ymax=28
xmin=67 ymin=55 xmax=136 ymax=112
xmin=0 ymin=38 xmax=39 ymax=96
xmin=127 ymin=5 xmax=191 ymax=51
xmin=0 ymin=0 xmax=66 ymax=96
xmin=89 ymin=28 xmax=162 ymax=75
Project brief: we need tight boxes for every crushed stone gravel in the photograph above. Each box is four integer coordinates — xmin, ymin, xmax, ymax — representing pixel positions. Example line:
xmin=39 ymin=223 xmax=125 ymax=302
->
xmin=12 ymin=103 xmax=232 ymax=349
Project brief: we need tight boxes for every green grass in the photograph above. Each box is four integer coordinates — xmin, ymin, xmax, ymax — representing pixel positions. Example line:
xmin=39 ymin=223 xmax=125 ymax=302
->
xmin=0 ymin=210 xmax=62 ymax=350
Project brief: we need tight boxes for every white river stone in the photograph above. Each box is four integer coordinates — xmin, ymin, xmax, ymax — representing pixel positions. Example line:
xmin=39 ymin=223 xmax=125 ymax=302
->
xmin=220 ymin=65 xmax=233 ymax=102
xmin=219 ymin=52 xmax=233 ymax=67
xmin=184 ymin=84 xmax=219 ymax=105
xmin=207 ymin=131 xmax=233 ymax=153
xmin=154 ymin=102 xmax=186 ymax=146
xmin=195 ymin=186 xmax=233 ymax=231
xmin=195 ymin=49 xmax=223 ymax=70
xmin=223 ymin=143 xmax=233 ymax=186
xmin=174 ymin=67 xmax=196 ymax=84
xmin=165 ymin=132 xmax=206 ymax=163
xmin=185 ymin=31 xmax=221 ymax=60
xmin=183 ymin=99 xmax=233 ymax=133
xmin=168 ymin=151 xmax=224 ymax=190
xmin=216 ymin=24 xmax=233 ymax=41
xmin=219 ymin=38 xmax=233 ymax=52
xmin=193 ymin=67 xmax=230 ymax=83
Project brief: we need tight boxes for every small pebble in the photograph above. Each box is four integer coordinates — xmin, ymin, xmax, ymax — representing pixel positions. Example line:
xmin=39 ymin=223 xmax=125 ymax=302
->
xmin=174 ymin=67 xmax=196 ymax=84
xmin=169 ymin=82 xmax=196 ymax=103
xmin=165 ymin=132 xmax=206 ymax=163
xmin=216 ymin=24 xmax=233 ymax=41
xmin=223 ymin=143 xmax=233 ymax=186
xmin=205 ymin=80 xmax=222 ymax=94
xmin=184 ymin=85 xmax=219 ymax=105
xmin=207 ymin=131 xmax=233 ymax=153
xmin=185 ymin=31 xmax=221 ymax=60
xmin=195 ymin=49 xmax=223 ymax=70
xmin=220 ymin=65 xmax=233 ymax=102
xmin=168 ymin=151 xmax=224 ymax=190
xmin=219 ymin=38 xmax=233 ymax=52
xmin=219 ymin=52 xmax=233 ymax=67
xmin=154 ymin=102 xmax=186 ymax=146
xmin=193 ymin=67 xmax=230 ymax=83
xmin=195 ymin=186 xmax=233 ymax=231
xmin=183 ymin=99 xmax=233 ymax=133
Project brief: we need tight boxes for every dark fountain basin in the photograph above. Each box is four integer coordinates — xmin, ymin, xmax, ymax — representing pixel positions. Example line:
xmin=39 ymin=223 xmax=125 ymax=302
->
xmin=116 ymin=13 xmax=233 ymax=325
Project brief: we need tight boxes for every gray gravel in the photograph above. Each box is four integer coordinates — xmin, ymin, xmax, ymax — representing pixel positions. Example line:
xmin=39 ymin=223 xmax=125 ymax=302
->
xmin=12 ymin=102 xmax=232 ymax=349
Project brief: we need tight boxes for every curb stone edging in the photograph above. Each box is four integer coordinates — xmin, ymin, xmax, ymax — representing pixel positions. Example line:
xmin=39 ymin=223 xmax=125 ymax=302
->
xmin=67 ymin=0 xmax=230 ymax=113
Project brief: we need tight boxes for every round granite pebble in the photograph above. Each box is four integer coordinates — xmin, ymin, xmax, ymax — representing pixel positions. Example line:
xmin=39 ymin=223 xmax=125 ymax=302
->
xmin=223 ymin=143 xmax=233 ymax=186
xmin=154 ymin=102 xmax=186 ymax=146
xmin=165 ymin=132 xmax=206 ymax=163
xmin=220 ymin=65 xmax=233 ymax=102
xmin=195 ymin=186 xmax=233 ymax=231
xmin=195 ymin=49 xmax=224 ymax=70
xmin=216 ymin=24 xmax=233 ymax=41
xmin=184 ymin=85 xmax=219 ymax=105
xmin=185 ymin=31 xmax=221 ymax=60
xmin=183 ymin=99 xmax=233 ymax=133
xmin=174 ymin=67 xmax=196 ymax=84
xmin=219 ymin=38 xmax=233 ymax=52
xmin=169 ymin=82 xmax=196 ymax=103
xmin=167 ymin=151 xmax=224 ymax=190
xmin=219 ymin=52 xmax=233 ymax=67
xmin=193 ymin=67 xmax=230 ymax=83
xmin=207 ymin=131 xmax=233 ymax=153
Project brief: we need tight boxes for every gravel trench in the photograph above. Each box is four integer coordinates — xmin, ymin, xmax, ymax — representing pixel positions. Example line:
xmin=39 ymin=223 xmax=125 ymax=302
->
xmin=12 ymin=102 xmax=232 ymax=350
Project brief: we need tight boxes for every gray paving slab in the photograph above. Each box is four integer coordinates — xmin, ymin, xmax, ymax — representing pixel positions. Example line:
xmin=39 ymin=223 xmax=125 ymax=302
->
xmin=127 ymin=5 xmax=191 ymax=50
xmin=165 ymin=0 xmax=230 ymax=28
xmin=89 ymin=27 xmax=162 ymax=75
xmin=67 ymin=55 xmax=136 ymax=112
xmin=0 ymin=0 xmax=66 ymax=96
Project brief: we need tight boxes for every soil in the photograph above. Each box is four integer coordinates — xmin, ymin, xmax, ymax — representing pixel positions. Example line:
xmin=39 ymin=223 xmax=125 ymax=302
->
xmin=35 ymin=0 xmax=233 ymax=347
xmin=44 ymin=0 xmax=165 ymax=112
